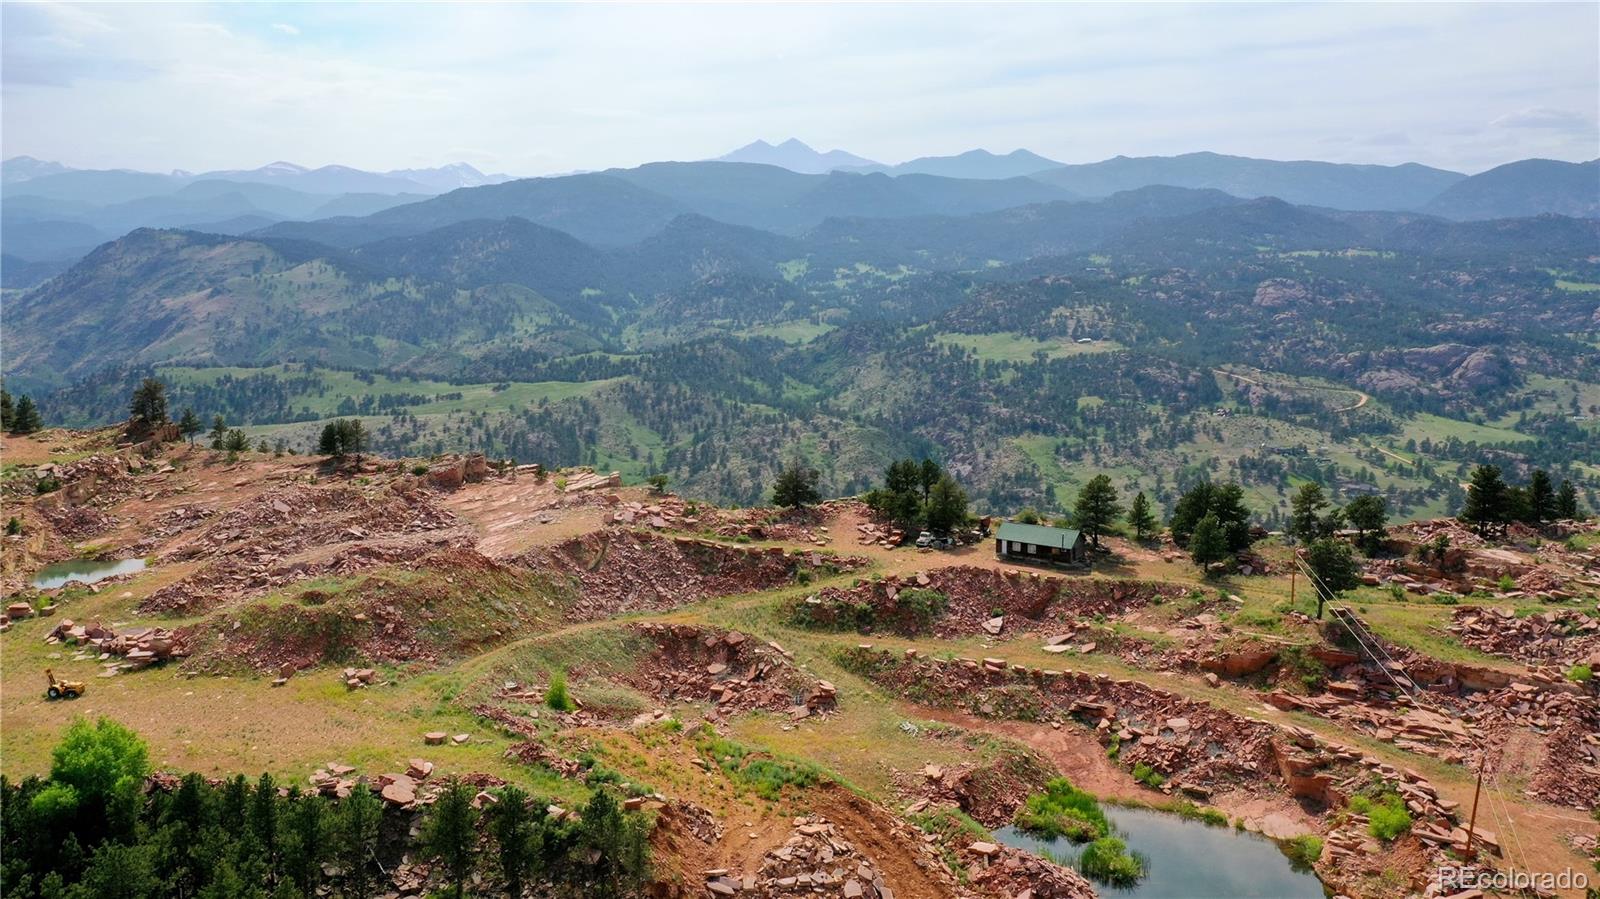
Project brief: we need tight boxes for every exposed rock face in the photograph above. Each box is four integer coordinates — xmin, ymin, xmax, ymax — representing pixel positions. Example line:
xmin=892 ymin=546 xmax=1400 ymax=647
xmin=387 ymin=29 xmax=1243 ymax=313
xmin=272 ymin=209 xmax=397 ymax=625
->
xmin=1253 ymin=278 xmax=1311 ymax=308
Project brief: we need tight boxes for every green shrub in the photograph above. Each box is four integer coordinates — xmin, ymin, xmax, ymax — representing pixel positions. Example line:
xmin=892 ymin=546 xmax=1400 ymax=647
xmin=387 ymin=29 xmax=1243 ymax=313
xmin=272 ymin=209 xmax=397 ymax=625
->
xmin=545 ymin=670 xmax=576 ymax=712
xmin=411 ymin=464 xmax=429 ymax=476
xmin=1568 ymin=665 xmax=1593 ymax=684
xmin=697 ymin=737 xmax=820 ymax=801
xmin=1282 ymin=834 xmax=1323 ymax=869
xmin=1168 ymin=800 xmax=1227 ymax=827
xmin=35 ymin=476 xmax=60 ymax=494
xmin=1077 ymin=836 xmax=1146 ymax=886
xmin=1014 ymin=779 xmax=1109 ymax=842
xmin=1348 ymin=792 xmax=1411 ymax=841
xmin=1131 ymin=763 xmax=1165 ymax=788
xmin=1497 ymin=574 xmax=1517 ymax=593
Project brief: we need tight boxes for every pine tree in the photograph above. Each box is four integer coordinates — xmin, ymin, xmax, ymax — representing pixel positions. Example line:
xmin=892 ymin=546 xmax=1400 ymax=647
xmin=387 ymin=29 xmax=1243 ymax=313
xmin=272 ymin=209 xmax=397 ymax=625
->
xmin=1556 ymin=480 xmax=1581 ymax=520
xmin=1287 ymin=483 xmax=1329 ymax=544
xmin=1189 ymin=514 xmax=1228 ymax=573
xmin=11 ymin=395 xmax=42 ymax=434
xmin=1073 ymin=474 xmax=1122 ymax=549
xmin=923 ymin=474 xmax=968 ymax=533
xmin=422 ymin=780 xmax=479 ymax=899
xmin=1461 ymin=464 xmax=1509 ymax=537
xmin=209 ymin=415 xmax=228 ymax=450
xmin=488 ymin=785 xmax=542 ymax=899
xmin=1527 ymin=469 xmax=1556 ymax=523
xmin=281 ymin=791 xmax=328 ymax=896
xmin=249 ymin=773 xmax=277 ymax=868
xmin=128 ymin=378 xmax=169 ymax=426
xmin=1343 ymin=494 xmax=1387 ymax=553
xmin=1128 ymin=491 xmax=1156 ymax=542
xmin=178 ymin=409 xmax=201 ymax=445
xmin=1305 ymin=538 xmax=1361 ymax=619
xmin=337 ymin=785 xmax=382 ymax=899
xmin=771 ymin=461 xmax=821 ymax=508
xmin=0 ymin=388 xmax=12 ymax=431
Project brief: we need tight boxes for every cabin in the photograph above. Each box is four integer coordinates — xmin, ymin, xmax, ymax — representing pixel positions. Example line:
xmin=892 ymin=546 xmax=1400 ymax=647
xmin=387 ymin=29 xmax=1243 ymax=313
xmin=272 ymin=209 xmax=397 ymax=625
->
xmin=994 ymin=521 xmax=1087 ymax=566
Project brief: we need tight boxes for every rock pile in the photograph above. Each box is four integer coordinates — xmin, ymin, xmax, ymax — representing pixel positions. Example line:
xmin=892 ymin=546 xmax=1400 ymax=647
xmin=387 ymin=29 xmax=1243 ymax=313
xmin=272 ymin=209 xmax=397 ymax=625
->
xmin=141 ymin=484 xmax=469 ymax=613
xmin=705 ymin=816 xmax=923 ymax=898
xmin=620 ymin=623 xmax=835 ymax=719
xmin=45 ymin=618 xmax=185 ymax=673
xmin=520 ymin=532 xmax=861 ymax=622
xmin=1450 ymin=606 xmax=1600 ymax=667
xmin=965 ymin=841 xmax=1098 ymax=899
xmin=842 ymin=646 xmax=1279 ymax=790
xmin=803 ymin=567 xmax=1181 ymax=638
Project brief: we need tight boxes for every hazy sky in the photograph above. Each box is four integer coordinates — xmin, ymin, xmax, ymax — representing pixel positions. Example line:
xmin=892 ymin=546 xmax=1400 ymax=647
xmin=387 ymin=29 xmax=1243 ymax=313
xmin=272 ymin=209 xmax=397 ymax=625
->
xmin=4 ymin=2 xmax=1597 ymax=176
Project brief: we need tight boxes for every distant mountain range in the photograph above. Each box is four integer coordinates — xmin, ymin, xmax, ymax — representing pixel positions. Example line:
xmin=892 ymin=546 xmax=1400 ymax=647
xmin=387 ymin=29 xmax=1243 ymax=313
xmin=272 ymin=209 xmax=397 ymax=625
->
xmin=1 ymin=157 xmax=513 ymax=195
xmin=2 ymin=149 xmax=1595 ymax=288
xmin=715 ymin=139 xmax=878 ymax=174
xmin=844 ymin=148 xmax=1064 ymax=180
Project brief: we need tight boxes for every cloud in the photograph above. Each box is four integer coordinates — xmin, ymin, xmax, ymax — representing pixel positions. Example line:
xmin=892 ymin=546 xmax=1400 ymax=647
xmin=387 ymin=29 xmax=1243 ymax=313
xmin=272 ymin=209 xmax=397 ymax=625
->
xmin=2 ymin=2 xmax=1595 ymax=174
xmin=1490 ymin=107 xmax=1596 ymax=132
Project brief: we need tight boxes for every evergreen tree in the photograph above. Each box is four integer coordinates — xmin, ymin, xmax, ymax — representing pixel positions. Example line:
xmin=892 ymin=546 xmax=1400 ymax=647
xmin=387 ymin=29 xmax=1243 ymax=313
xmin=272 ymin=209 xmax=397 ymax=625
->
xmin=1527 ymin=469 xmax=1556 ymax=523
xmin=317 ymin=419 xmax=367 ymax=459
xmin=178 ymin=409 xmax=201 ymax=445
xmin=1556 ymin=480 xmax=1581 ymax=520
xmin=249 ymin=773 xmax=277 ymax=868
xmin=422 ymin=780 xmax=478 ymax=899
xmin=1128 ymin=491 xmax=1156 ymax=542
xmin=280 ymin=791 xmax=328 ymax=896
xmin=1305 ymin=537 xmax=1361 ymax=619
xmin=1 ymin=388 xmax=12 ymax=431
xmin=1343 ymin=494 xmax=1388 ymax=553
xmin=487 ymin=786 xmax=543 ymax=899
xmin=1287 ymin=482 xmax=1331 ymax=544
xmin=573 ymin=790 xmax=649 ymax=899
xmin=1073 ymin=474 xmax=1122 ymax=549
xmin=337 ymin=786 xmax=382 ymax=899
xmin=1170 ymin=482 xmax=1253 ymax=551
xmin=918 ymin=458 xmax=941 ymax=502
xmin=77 ymin=842 xmax=158 ymax=899
xmin=1189 ymin=514 xmax=1228 ymax=572
xmin=129 ymin=378 xmax=169 ymax=426
xmin=1461 ymin=464 xmax=1509 ymax=537
xmin=11 ymin=395 xmax=42 ymax=434
xmin=923 ymin=474 xmax=968 ymax=533
xmin=223 ymin=429 xmax=250 ymax=453
xmin=771 ymin=461 xmax=821 ymax=508
xmin=209 ymin=416 xmax=228 ymax=450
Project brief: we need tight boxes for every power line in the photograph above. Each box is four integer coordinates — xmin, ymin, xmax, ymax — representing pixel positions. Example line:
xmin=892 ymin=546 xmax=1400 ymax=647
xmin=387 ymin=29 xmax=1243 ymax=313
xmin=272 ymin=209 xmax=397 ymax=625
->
xmin=1289 ymin=555 xmax=1529 ymax=867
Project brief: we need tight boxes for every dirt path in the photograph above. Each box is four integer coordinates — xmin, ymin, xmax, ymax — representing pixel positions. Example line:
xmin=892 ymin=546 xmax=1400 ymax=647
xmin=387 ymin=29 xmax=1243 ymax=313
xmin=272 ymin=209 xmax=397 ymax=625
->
xmin=1214 ymin=368 xmax=1369 ymax=413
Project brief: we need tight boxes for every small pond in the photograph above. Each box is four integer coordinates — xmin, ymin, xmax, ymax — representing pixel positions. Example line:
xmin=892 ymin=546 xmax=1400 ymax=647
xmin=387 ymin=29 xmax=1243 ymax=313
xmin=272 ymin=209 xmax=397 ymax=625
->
xmin=31 ymin=558 xmax=147 ymax=590
xmin=995 ymin=806 xmax=1326 ymax=899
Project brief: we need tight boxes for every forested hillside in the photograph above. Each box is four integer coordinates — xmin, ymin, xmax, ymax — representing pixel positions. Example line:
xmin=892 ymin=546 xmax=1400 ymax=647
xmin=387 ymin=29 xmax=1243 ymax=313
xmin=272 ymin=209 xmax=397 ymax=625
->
xmin=6 ymin=170 xmax=1598 ymax=523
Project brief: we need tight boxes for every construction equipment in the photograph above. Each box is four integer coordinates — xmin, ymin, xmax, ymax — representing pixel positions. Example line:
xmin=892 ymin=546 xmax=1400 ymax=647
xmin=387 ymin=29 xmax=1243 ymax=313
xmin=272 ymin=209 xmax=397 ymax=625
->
xmin=44 ymin=668 xmax=85 ymax=700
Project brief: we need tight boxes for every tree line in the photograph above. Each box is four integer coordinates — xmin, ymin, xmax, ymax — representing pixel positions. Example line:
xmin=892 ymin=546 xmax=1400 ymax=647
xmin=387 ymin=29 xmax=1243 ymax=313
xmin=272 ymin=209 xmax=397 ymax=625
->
xmin=1 ymin=718 xmax=651 ymax=899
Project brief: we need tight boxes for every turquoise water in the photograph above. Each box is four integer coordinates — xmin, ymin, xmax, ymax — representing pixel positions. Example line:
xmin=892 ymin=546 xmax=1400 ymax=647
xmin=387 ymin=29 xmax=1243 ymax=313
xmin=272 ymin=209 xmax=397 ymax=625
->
xmin=31 ymin=558 xmax=147 ymax=589
xmin=995 ymin=806 xmax=1326 ymax=899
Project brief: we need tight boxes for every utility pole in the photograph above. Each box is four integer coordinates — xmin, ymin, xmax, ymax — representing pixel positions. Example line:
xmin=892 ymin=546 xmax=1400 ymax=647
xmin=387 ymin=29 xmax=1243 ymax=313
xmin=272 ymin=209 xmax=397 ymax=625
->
xmin=1464 ymin=744 xmax=1487 ymax=862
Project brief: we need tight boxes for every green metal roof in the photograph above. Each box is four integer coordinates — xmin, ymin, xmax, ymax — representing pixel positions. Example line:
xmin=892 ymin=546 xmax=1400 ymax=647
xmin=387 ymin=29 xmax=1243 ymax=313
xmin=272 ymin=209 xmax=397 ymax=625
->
xmin=995 ymin=521 xmax=1082 ymax=548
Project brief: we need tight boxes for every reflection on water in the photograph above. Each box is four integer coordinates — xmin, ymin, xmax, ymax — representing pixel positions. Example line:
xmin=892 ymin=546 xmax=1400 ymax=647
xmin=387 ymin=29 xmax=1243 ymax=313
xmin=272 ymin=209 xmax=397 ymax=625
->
xmin=31 ymin=558 xmax=147 ymax=589
xmin=995 ymin=805 xmax=1326 ymax=899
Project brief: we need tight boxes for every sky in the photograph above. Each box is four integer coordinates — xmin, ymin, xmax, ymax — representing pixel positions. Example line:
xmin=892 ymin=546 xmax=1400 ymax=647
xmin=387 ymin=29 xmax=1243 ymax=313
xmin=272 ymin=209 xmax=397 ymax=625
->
xmin=3 ymin=2 xmax=1597 ymax=176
